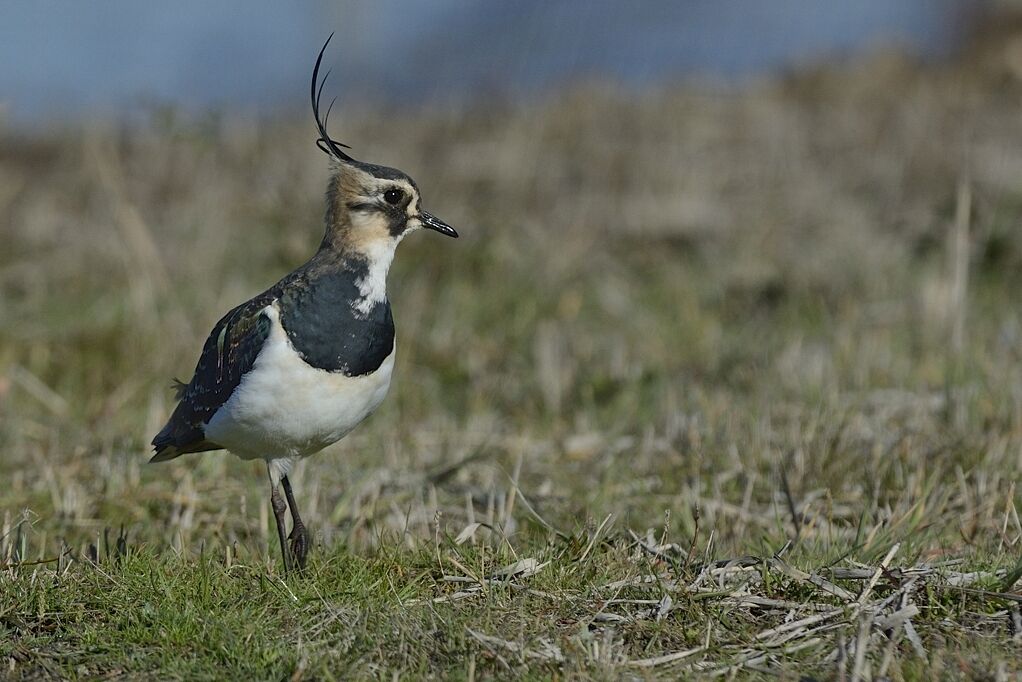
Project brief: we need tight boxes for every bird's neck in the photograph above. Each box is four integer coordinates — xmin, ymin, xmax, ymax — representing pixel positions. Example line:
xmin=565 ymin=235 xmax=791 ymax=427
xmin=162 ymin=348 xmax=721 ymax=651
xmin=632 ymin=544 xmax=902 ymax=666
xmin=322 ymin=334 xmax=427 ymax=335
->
xmin=348 ymin=238 xmax=397 ymax=314
xmin=311 ymin=235 xmax=399 ymax=313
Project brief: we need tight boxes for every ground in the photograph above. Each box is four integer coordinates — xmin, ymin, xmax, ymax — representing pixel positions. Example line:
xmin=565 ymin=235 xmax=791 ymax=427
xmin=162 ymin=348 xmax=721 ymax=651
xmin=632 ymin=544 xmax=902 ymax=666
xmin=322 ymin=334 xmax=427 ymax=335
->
xmin=2 ymin=27 xmax=1022 ymax=680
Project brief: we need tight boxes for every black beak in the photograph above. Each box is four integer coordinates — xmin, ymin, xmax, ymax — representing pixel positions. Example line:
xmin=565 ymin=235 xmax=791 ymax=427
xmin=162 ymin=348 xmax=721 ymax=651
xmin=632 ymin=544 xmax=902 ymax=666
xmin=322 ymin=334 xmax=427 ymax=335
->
xmin=420 ymin=211 xmax=458 ymax=238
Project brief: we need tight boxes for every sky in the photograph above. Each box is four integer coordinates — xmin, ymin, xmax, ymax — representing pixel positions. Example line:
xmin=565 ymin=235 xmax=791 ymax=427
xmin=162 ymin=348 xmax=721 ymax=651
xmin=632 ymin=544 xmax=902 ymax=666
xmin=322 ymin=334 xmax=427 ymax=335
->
xmin=0 ymin=0 xmax=983 ymax=126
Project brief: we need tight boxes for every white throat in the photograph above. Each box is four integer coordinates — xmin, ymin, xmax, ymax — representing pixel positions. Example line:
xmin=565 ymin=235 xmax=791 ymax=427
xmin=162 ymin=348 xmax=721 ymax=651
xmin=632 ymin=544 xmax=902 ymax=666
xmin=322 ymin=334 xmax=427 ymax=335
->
xmin=352 ymin=237 xmax=400 ymax=316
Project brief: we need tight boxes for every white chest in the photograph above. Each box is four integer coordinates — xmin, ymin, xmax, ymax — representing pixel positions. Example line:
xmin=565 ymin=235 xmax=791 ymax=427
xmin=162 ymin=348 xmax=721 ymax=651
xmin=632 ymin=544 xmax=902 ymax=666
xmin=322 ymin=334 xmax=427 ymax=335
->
xmin=204 ymin=303 xmax=394 ymax=459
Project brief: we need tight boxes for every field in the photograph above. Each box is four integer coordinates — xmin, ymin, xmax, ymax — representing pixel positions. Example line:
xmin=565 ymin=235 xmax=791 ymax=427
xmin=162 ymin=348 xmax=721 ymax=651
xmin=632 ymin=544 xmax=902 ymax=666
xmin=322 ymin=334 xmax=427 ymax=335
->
xmin=3 ymin=31 xmax=1022 ymax=680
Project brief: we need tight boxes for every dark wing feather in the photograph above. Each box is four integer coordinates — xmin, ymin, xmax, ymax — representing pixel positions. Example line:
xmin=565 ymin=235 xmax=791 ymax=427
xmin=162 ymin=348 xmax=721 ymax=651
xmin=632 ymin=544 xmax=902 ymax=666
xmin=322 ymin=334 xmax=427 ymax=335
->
xmin=150 ymin=294 xmax=274 ymax=461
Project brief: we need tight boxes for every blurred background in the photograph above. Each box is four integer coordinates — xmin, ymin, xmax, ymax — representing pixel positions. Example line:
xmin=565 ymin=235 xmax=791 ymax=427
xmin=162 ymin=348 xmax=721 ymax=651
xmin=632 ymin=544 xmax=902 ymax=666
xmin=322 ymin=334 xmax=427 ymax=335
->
xmin=2 ymin=1 xmax=1022 ymax=561
xmin=0 ymin=0 xmax=989 ymax=124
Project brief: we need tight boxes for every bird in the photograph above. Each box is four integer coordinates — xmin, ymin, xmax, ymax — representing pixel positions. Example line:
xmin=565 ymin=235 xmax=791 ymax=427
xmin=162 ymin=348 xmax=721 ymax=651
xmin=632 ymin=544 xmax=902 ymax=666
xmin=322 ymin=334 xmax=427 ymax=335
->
xmin=149 ymin=35 xmax=458 ymax=573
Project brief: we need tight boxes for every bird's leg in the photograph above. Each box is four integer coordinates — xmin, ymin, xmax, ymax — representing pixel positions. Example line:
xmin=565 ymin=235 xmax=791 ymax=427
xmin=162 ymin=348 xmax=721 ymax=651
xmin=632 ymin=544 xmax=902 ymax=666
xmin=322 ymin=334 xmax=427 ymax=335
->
xmin=269 ymin=482 xmax=292 ymax=574
xmin=281 ymin=475 xmax=309 ymax=570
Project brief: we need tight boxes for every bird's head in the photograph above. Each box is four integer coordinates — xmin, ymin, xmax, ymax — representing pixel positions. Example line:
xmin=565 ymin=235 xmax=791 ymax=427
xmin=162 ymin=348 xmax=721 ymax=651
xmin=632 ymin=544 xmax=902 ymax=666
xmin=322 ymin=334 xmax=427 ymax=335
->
xmin=312 ymin=35 xmax=457 ymax=256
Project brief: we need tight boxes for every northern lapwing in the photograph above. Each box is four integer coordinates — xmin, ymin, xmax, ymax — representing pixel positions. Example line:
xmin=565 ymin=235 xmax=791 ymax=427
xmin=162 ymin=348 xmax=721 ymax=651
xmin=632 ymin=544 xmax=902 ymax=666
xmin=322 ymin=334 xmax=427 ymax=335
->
xmin=150 ymin=35 xmax=458 ymax=573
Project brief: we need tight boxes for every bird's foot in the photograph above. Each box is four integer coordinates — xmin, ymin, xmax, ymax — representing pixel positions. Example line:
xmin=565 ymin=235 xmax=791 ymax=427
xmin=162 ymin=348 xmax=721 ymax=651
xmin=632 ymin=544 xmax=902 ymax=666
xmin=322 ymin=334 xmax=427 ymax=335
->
xmin=288 ymin=522 xmax=309 ymax=571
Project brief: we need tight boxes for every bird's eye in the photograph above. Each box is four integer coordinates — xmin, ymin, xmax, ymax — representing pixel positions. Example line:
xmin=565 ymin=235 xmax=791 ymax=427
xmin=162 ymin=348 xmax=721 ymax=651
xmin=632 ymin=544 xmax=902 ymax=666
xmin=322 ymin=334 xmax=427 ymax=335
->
xmin=384 ymin=188 xmax=404 ymax=205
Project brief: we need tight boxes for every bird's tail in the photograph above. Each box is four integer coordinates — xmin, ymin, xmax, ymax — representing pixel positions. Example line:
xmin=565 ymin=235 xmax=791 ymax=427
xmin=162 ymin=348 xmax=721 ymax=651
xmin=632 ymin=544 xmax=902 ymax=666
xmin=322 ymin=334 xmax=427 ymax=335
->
xmin=150 ymin=425 xmax=185 ymax=462
xmin=150 ymin=423 xmax=218 ymax=462
xmin=149 ymin=445 xmax=183 ymax=463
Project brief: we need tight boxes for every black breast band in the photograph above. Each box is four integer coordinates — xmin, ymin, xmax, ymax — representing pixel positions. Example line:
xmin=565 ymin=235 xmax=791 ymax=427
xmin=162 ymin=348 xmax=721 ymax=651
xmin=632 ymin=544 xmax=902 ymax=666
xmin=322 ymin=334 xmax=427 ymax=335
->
xmin=278 ymin=265 xmax=395 ymax=376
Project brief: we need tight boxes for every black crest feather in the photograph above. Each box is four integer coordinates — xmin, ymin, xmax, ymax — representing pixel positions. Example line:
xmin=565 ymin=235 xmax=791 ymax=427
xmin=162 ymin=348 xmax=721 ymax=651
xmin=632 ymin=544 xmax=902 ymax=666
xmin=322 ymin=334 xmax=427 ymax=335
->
xmin=311 ymin=33 xmax=355 ymax=163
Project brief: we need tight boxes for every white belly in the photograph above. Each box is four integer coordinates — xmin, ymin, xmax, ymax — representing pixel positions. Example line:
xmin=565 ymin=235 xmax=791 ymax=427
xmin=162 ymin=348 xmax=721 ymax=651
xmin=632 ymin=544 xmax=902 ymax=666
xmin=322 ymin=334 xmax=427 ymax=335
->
xmin=204 ymin=303 xmax=394 ymax=459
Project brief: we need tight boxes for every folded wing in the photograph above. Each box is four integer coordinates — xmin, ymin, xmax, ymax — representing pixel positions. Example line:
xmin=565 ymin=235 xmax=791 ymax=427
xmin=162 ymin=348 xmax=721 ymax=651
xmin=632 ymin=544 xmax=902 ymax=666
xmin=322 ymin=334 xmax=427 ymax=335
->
xmin=150 ymin=295 xmax=274 ymax=461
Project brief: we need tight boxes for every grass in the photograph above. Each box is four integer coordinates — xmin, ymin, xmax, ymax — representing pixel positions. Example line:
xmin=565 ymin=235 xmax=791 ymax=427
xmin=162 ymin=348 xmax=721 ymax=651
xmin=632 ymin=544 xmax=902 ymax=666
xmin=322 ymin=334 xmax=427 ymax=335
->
xmin=3 ymin=29 xmax=1022 ymax=679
